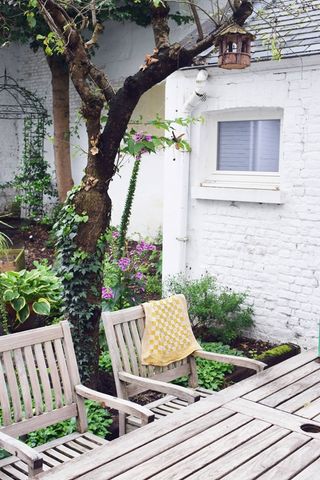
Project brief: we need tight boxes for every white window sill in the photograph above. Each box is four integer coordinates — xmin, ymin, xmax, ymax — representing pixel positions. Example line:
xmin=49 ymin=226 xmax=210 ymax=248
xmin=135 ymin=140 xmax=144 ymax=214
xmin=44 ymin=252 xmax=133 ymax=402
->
xmin=191 ymin=185 xmax=284 ymax=204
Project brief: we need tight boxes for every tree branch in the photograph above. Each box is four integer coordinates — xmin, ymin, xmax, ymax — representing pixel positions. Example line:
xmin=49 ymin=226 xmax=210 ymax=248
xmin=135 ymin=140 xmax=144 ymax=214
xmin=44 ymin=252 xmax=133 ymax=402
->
xmin=189 ymin=2 xmax=203 ymax=41
xmin=37 ymin=0 xmax=115 ymax=107
xmin=151 ymin=2 xmax=170 ymax=49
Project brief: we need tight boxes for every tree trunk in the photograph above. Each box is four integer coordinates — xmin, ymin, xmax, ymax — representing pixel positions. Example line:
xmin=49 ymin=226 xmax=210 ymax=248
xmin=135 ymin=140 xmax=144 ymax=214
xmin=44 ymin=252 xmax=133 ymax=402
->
xmin=48 ymin=55 xmax=73 ymax=202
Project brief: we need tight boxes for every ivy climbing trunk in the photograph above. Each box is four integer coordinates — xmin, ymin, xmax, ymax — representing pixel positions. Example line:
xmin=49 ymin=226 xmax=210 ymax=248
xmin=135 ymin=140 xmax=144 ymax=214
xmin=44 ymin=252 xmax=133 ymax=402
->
xmin=48 ymin=55 xmax=73 ymax=202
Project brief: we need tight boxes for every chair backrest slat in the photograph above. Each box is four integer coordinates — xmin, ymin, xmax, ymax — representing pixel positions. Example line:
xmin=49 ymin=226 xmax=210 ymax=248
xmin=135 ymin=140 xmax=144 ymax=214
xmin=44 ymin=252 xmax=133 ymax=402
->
xmin=0 ymin=359 xmax=12 ymax=425
xmin=34 ymin=343 xmax=53 ymax=412
xmin=44 ymin=341 xmax=63 ymax=409
xmin=115 ymin=324 xmax=132 ymax=374
xmin=23 ymin=345 xmax=43 ymax=415
xmin=0 ymin=321 xmax=88 ymax=437
xmin=122 ymin=323 xmax=139 ymax=376
xmin=13 ymin=348 xmax=33 ymax=419
xmin=2 ymin=350 xmax=23 ymax=422
xmin=129 ymin=320 xmax=147 ymax=377
xmin=53 ymin=339 xmax=73 ymax=405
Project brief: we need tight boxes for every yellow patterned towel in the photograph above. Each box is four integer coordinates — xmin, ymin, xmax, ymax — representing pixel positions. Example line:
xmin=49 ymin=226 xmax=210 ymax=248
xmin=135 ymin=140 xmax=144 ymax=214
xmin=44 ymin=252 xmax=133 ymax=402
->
xmin=141 ymin=294 xmax=201 ymax=367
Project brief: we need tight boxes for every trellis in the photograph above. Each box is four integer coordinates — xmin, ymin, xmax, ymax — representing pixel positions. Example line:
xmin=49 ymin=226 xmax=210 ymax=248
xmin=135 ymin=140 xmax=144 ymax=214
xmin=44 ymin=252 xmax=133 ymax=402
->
xmin=0 ymin=71 xmax=53 ymax=217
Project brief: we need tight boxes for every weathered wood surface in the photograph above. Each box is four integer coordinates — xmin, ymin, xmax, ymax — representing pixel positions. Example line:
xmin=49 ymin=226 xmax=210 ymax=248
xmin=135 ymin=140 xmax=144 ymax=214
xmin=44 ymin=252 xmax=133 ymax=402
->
xmin=35 ymin=349 xmax=320 ymax=480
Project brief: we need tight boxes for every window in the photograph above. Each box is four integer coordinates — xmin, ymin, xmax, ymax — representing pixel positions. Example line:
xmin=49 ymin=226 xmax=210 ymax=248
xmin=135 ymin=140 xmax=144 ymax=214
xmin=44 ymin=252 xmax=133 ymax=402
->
xmin=191 ymin=110 xmax=284 ymax=204
xmin=217 ymin=120 xmax=280 ymax=172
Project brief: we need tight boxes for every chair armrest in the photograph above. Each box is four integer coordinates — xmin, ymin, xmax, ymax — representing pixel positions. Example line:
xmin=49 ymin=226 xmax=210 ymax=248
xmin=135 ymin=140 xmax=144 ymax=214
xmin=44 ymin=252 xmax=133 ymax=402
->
xmin=118 ymin=371 xmax=201 ymax=403
xmin=75 ymin=385 xmax=155 ymax=426
xmin=0 ymin=431 xmax=43 ymax=477
xmin=192 ymin=350 xmax=267 ymax=373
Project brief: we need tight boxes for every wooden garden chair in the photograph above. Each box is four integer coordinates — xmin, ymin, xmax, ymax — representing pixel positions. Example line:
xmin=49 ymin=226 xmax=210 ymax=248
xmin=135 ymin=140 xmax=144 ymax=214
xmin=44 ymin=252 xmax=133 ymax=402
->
xmin=103 ymin=298 xmax=266 ymax=435
xmin=0 ymin=321 xmax=154 ymax=479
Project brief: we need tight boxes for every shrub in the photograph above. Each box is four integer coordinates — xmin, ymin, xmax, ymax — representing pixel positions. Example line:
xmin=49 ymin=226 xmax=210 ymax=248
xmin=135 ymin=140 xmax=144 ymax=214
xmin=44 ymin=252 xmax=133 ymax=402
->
xmin=166 ymin=274 xmax=254 ymax=343
xmin=174 ymin=342 xmax=243 ymax=391
xmin=0 ymin=261 xmax=62 ymax=332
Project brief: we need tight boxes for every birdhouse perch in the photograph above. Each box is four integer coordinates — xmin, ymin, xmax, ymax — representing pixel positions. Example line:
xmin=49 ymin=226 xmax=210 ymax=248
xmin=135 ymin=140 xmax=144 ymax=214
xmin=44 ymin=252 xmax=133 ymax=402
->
xmin=215 ymin=24 xmax=255 ymax=70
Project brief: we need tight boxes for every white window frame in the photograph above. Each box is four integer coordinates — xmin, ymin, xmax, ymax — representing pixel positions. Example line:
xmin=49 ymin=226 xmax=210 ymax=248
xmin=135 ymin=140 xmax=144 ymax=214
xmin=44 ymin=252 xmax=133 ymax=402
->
xmin=192 ymin=108 xmax=284 ymax=204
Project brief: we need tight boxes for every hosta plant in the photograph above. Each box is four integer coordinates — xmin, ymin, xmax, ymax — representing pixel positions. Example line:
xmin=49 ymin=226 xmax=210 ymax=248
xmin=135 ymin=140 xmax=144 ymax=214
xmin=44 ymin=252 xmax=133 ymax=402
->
xmin=0 ymin=261 xmax=62 ymax=330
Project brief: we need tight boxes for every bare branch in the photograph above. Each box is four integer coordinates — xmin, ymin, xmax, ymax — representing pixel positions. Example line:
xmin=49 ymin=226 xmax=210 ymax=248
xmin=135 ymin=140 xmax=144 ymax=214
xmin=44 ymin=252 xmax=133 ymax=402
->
xmin=189 ymin=2 xmax=203 ymax=40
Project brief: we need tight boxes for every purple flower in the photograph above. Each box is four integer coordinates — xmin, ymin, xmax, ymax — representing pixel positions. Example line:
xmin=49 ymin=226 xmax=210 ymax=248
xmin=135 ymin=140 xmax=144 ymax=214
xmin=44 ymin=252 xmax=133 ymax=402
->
xmin=102 ymin=287 xmax=114 ymax=300
xmin=112 ymin=231 xmax=119 ymax=239
xmin=133 ymin=132 xmax=144 ymax=142
xmin=135 ymin=272 xmax=143 ymax=280
xmin=145 ymin=134 xmax=152 ymax=142
xmin=136 ymin=241 xmax=156 ymax=253
xmin=118 ymin=257 xmax=130 ymax=271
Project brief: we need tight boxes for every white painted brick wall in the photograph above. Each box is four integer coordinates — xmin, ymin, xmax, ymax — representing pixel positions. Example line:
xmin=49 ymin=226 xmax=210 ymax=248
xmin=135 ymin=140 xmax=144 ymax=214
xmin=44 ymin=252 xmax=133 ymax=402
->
xmin=164 ymin=56 xmax=320 ymax=348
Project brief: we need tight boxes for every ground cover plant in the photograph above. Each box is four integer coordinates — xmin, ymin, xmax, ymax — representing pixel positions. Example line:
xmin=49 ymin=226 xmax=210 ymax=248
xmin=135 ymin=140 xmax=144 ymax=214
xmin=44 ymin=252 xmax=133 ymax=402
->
xmin=166 ymin=274 xmax=254 ymax=344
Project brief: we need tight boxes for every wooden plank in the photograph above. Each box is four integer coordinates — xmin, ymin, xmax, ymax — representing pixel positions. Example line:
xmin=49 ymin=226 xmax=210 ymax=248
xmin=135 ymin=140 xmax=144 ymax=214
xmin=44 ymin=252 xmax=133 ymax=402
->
xmin=13 ymin=348 xmax=33 ymax=419
xmin=0 ymin=357 xmax=12 ymax=425
xmin=295 ymin=396 xmax=320 ymax=419
xmin=278 ymin=383 xmax=320 ymax=414
xmin=3 ymin=350 xmax=23 ymax=422
xmin=257 ymin=439 xmax=320 ymax=480
xmin=244 ymin=360 xmax=320 ymax=403
xmin=122 ymin=323 xmax=139 ymax=376
xmin=44 ymin=342 xmax=63 ymax=409
xmin=0 ymin=324 xmax=62 ymax=352
xmin=35 ymin=402 xmax=234 ymax=480
xmin=115 ymin=324 xmax=132 ymax=373
xmin=1 ymin=404 xmax=78 ymax=438
xmin=225 ymin=398 xmax=320 ymax=439
xmin=129 ymin=419 xmax=270 ymax=480
xmin=222 ymin=432 xmax=311 ymax=480
xmin=129 ymin=320 xmax=147 ymax=377
xmin=2 ymin=464 xmax=28 ymax=479
xmin=34 ymin=343 xmax=53 ymax=412
xmin=103 ymin=306 xmax=144 ymax=326
xmin=98 ymin=414 xmax=256 ymax=480
xmin=184 ymin=427 xmax=299 ymax=480
xmin=24 ymin=346 xmax=43 ymax=415
xmin=261 ymin=369 xmax=320 ymax=408
xmin=293 ymin=457 xmax=320 ymax=479
xmin=53 ymin=339 xmax=73 ymax=405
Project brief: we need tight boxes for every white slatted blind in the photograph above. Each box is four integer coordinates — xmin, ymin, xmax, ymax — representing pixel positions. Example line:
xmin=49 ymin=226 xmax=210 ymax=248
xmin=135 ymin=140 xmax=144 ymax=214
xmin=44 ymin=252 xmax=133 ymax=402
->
xmin=217 ymin=120 xmax=280 ymax=172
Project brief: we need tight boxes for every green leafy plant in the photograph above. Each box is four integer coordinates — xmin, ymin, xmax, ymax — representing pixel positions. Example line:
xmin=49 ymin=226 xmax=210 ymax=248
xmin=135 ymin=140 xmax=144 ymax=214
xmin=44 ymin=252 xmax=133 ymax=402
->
xmin=166 ymin=274 xmax=254 ymax=344
xmin=174 ymin=342 xmax=243 ymax=391
xmin=0 ymin=218 xmax=12 ymax=255
xmin=0 ymin=261 xmax=62 ymax=329
xmin=25 ymin=400 xmax=112 ymax=448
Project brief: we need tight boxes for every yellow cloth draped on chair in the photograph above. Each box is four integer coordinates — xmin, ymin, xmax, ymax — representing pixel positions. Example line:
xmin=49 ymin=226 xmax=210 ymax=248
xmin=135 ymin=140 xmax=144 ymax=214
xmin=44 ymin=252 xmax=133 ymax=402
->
xmin=141 ymin=294 xmax=201 ymax=367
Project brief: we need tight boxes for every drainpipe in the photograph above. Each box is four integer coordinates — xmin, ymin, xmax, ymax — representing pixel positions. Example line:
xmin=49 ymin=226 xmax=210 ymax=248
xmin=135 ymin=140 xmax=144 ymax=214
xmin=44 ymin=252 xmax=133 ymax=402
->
xmin=176 ymin=69 xmax=208 ymax=274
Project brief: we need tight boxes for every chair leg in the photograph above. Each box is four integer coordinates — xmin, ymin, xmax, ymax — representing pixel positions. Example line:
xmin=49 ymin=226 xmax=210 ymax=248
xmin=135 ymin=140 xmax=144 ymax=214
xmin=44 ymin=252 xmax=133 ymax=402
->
xmin=118 ymin=412 xmax=126 ymax=436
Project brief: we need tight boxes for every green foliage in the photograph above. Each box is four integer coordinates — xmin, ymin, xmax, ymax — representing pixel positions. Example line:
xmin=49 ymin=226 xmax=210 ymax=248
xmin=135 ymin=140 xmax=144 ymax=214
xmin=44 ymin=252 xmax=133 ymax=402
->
xmin=1 ymin=116 xmax=57 ymax=220
xmin=54 ymin=187 xmax=106 ymax=383
xmin=0 ymin=218 xmax=12 ymax=255
xmin=25 ymin=401 xmax=112 ymax=448
xmin=174 ymin=342 xmax=243 ymax=391
xmin=99 ymin=349 xmax=113 ymax=372
xmin=166 ymin=274 xmax=254 ymax=344
xmin=0 ymin=261 xmax=62 ymax=330
xmin=145 ymin=274 xmax=162 ymax=296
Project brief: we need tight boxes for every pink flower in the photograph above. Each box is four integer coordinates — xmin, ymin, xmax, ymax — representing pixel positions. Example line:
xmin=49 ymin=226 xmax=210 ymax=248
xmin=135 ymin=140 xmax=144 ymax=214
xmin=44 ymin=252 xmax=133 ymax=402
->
xmin=135 ymin=272 xmax=143 ymax=280
xmin=102 ymin=287 xmax=114 ymax=300
xmin=112 ymin=231 xmax=119 ymax=239
xmin=136 ymin=241 xmax=156 ymax=253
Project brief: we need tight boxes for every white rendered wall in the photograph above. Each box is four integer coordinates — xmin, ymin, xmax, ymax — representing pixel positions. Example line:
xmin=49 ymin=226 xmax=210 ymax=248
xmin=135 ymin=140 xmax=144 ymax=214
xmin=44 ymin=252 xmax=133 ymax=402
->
xmin=163 ymin=56 xmax=320 ymax=348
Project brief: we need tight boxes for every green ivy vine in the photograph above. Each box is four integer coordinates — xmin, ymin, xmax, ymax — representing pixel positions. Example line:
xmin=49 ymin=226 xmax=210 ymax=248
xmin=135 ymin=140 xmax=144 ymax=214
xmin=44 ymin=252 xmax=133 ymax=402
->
xmin=54 ymin=186 xmax=106 ymax=383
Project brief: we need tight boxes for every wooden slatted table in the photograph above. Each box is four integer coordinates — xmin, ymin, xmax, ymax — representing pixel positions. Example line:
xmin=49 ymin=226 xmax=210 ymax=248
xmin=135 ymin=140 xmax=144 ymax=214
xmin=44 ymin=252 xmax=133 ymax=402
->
xmin=36 ymin=348 xmax=320 ymax=479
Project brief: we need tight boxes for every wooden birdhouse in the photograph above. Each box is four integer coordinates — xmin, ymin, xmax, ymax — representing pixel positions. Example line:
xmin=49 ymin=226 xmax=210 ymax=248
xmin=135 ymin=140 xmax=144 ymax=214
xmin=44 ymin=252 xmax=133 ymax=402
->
xmin=215 ymin=24 xmax=255 ymax=70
